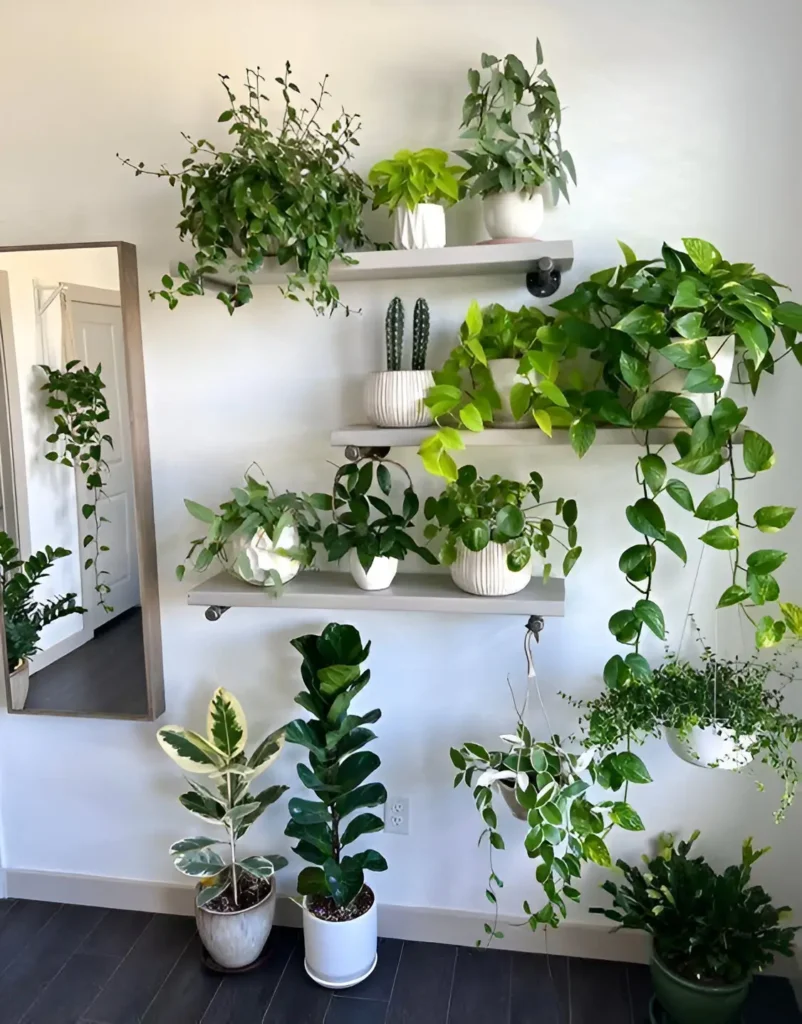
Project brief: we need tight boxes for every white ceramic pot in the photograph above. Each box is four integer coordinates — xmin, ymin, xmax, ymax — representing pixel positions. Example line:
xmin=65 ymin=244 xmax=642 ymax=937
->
xmin=303 ymin=890 xmax=378 ymax=989
xmin=195 ymin=877 xmax=276 ymax=969
xmin=393 ymin=204 xmax=446 ymax=249
xmin=650 ymin=336 xmax=735 ymax=419
xmin=364 ymin=370 xmax=434 ymax=428
xmin=499 ymin=779 xmax=528 ymax=821
xmin=666 ymin=724 xmax=755 ymax=771
xmin=450 ymin=540 xmax=533 ymax=597
xmin=482 ymin=190 xmax=544 ymax=240
xmin=487 ymin=358 xmax=535 ymax=428
xmin=8 ymin=660 xmax=29 ymax=711
xmin=227 ymin=524 xmax=301 ymax=588
xmin=349 ymin=549 xmax=399 ymax=591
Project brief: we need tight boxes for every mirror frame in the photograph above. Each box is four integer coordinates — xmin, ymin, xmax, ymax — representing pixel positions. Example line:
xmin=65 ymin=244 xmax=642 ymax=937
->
xmin=0 ymin=241 xmax=164 ymax=720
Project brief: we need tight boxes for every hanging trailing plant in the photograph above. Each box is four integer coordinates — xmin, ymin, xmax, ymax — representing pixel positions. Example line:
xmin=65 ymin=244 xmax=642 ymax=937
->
xmin=39 ymin=360 xmax=114 ymax=614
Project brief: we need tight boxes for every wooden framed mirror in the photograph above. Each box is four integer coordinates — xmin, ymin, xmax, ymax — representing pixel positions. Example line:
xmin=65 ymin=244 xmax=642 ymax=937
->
xmin=0 ymin=242 xmax=164 ymax=719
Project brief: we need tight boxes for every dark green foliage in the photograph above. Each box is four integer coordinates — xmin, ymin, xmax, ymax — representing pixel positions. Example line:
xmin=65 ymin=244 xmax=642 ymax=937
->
xmin=385 ymin=298 xmax=403 ymax=371
xmin=412 ymin=298 xmax=430 ymax=370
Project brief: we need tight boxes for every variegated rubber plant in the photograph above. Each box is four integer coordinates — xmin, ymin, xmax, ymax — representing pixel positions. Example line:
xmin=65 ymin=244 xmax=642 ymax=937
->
xmin=158 ymin=688 xmax=289 ymax=908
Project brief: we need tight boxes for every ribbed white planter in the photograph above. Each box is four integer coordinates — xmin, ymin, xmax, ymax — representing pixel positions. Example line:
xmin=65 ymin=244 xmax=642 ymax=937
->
xmin=487 ymin=358 xmax=535 ymax=428
xmin=227 ymin=524 xmax=301 ymax=587
xmin=483 ymin=191 xmax=544 ymax=240
xmin=651 ymin=336 xmax=735 ymax=419
xmin=8 ymin=660 xmax=29 ymax=711
xmin=364 ymin=370 xmax=434 ymax=428
xmin=303 ymin=892 xmax=378 ymax=989
xmin=450 ymin=540 xmax=533 ymax=596
xmin=348 ymin=550 xmax=398 ymax=591
xmin=666 ymin=724 xmax=755 ymax=771
xmin=394 ymin=204 xmax=446 ymax=249
xmin=195 ymin=878 xmax=276 ymax=969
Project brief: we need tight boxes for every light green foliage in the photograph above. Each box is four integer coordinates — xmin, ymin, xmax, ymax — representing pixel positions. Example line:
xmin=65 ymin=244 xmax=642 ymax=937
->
xmin=368 ymin=148 xmax=464 ymax=211
xmin=412 ymin=298 xmax=430 ymax=370
xmin=385 ymin=298 xmax=404 ymax=371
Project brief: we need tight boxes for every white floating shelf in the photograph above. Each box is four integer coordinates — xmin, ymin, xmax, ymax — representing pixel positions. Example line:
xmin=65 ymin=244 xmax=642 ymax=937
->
xmin=188 ymin=570 xmax=565 ymax=618
xmin=171 ymin=241 xmax=573 ymax=288
xmin=330 ymin=425 xmax=722 ymax=449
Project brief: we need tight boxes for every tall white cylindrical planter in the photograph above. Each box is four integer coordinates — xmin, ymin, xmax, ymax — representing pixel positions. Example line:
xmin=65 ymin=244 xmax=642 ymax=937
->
xmin=364 ymin=370 xmax=434 ymax=428
xmin=349 ymin=550 xmax=398 ymax=591
xmin=651 ymin=336 xmax=735 ymax=419
xmin=227 ymin=525 xmax=301 ymax=587
xmin=393 ymin=204 xmax=446 ymax=249
xmin=303 ymin=894 xmax=378 ymax=989
xmin=195 ymin=879 xmax=276 ymax=969
xmin=666 ymin=725 xmax=755 ymax=771
xmin=8 ymin=660 xmax=29 ymax=711
xmin=450 ymin=541 xmax=533 ymax=597
xmin=487 ymin=358 xmax=535 ymax=428
xmin=482 ymin=191 xmax=544 ymax=240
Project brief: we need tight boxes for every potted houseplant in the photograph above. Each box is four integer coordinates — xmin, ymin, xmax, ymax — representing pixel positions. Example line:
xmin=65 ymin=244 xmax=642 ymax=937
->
xmin=157 ymin=688 xmax=289 ymax=969
xmin=364 ymin=297 xmax=434 ymax=428
xmin=591 ymin=831 xmax=797 ymax=1024
xmin=1 ymin=531 xmax=85 ymax=710
xmin=456 ymin=46 xmax=576 ymax=240
xmin=177 ymin=472 xmax=330 ymax=590
xmin=285 ymin=623 xmax=388 ymax=988
xmin=322 ymin=458 xmax=437 ymax=590
xmin=423 ymin=464 xmax=581 ymax=596
xmin=368 ymin=148 xmax=463 ymax=249
xmin=119 ymin=64 xmax=368 ymax=315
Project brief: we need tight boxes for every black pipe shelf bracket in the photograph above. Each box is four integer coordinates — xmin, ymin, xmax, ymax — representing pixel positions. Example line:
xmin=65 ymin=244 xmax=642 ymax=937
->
xmin=526 ymin=257 xmax=561 ymax=298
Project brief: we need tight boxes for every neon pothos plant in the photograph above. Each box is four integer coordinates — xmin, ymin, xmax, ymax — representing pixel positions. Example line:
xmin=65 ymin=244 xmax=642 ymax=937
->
xmin=39 ymin=361 xmax=114 ymax=613
xmin=368 ymin=148 xmax=464 ymax=211
xmin=157 ymin=688 xmax=289 ymax=908
xmin=285 ymin=624 xmax=388 ymax=910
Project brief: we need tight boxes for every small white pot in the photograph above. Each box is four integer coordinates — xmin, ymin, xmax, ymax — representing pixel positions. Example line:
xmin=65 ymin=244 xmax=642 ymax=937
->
xmin=8 ymin=660 xmax=29 ymax=711
xmin=348 ymin=549 xmax=398 ymax=591
xmin=487 ymin=358 xmax=536 ymax=428
xmin=499 ymin=779 xmax=528 ymax=821
xmin=482 ymin=190 xmax=544 ymax=240
xmin=227 ymin=524 xmax=301 ymax=588
xmin=393 ymin=204 xmax=446 ymax=249
xmin=364 ymin=370 xmax=434 ymax=428
xmin=651 ymin=336 xmax=735 ymax=420
xmin=450 ymin=540 xmax=533 ymax=597
xmin=195 ymin=878 xmax=276 ymax=969
xmin=666 ymin=724 xmax=755 ymax=771
xmin=303 ymin=891 xmax=378 ymax=989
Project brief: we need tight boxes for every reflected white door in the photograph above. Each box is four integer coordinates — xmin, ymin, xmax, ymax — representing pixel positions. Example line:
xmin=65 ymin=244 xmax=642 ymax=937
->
xmin=70 ymin=295 xmax=140 ymax=629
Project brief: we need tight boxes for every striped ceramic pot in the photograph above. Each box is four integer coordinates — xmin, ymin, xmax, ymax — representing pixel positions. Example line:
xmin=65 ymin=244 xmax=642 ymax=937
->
xmin=450 ymin=541 xmax=533 ymax=596
xmin=364 ymin=370 xmax=434 ymax=428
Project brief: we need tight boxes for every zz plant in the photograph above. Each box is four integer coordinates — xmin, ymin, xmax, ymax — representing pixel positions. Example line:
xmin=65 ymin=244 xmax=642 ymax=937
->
xmin=285 ymin=624 xmax=388 ymax=913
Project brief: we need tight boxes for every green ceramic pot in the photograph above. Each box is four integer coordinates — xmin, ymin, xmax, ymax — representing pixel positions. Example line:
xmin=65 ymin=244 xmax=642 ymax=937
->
xmin=650 ymin=955 xmax=750 ymax=1024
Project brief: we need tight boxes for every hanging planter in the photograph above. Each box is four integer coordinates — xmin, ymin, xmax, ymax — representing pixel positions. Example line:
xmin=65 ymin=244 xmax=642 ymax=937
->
xmin=665 ymin=724 xmax=755 ymax=771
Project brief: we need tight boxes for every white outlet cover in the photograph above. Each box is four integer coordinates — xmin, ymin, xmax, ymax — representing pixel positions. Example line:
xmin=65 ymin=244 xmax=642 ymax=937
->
xmin=384 ymin=796 xmax=409 ymax=835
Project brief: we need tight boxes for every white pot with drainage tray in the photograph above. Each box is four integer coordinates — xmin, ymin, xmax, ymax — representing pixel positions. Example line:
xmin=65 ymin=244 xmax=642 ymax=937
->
xmin=302 ymin=887 xmax=378 ymax=988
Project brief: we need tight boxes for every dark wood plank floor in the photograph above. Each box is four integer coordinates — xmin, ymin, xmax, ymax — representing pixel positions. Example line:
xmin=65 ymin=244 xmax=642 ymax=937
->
xmin=0 ymin=899 xmax=796 ymax=1024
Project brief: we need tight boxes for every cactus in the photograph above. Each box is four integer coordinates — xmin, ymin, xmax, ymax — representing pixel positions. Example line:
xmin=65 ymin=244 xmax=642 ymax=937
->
xmin=412 ymin=298 xmax=430 ymax=370
xmin=385 ymin=297 xmax=404 ymax=370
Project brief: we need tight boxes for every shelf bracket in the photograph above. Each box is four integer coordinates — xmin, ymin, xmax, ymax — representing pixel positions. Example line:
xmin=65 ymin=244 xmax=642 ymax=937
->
xmin=205 ymin=605 xmax=230 ymax=622
xmin=344 ymin=445 xmax=391 ymax=463
xmin=526 ymin=257 xmax=561 ymax=298
xmin=526 ymin=614 xmax=545 ymax=640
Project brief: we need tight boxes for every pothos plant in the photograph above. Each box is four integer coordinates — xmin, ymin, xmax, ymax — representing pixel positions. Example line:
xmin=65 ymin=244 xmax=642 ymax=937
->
xmin=39 ymin=361 xmax=114 ymax=613
xmin=119 ymin=64 xmax=369 ymax=315
xmin=368 ymin=148 xmax=464 ymax=212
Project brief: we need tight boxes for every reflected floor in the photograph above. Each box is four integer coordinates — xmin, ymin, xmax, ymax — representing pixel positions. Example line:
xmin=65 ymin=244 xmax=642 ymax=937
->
xmin=26 ymin=607 xmax=148 ymax=716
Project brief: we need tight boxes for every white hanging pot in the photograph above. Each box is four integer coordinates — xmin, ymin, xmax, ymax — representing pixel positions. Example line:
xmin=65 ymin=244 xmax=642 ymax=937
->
xmin=482 ymin=190 xmax=544 ymax=240
xmin=666 ymin=724 xmax=756 ymax=771
xmin=8 ymin=659 xmax=29 ymax=711
xmin=348 ymin=549 xmax=399 ymax=591
xmin=227 ymin=524 xmax=301 ymax=588
xmin=650 ymin=336 xmax=736 ymax=420
xmin=498 ymin=779 xmax=528 ymax=821
xmin=364 ymin=370 xmax=434 ymax=428
xmin=487 ymin=358 xmax=536 ymax=428
xmin=303 ymin=889 xmax=378 ymax=989
xmin=195 ymin=877 xmax=276 ymax=969
xmin=450 ymin=540 xmax=533 ymax=597
xmin=393 ymin=204 xmax=446 ymax=250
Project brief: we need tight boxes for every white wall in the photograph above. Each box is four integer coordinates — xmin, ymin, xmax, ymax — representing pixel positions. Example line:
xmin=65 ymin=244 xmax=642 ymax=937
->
xmin=1 ymin=0 xmax=802 ymax=939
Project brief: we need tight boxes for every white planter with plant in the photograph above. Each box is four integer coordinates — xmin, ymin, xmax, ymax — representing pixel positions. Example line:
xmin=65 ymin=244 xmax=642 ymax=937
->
xmin=157 ymin=688 xmax=289 ymax=969
xmin=285 ymin=624 xmax=387 ymax=987
xmin=451 ymin=540 xmax=533 ymax=596
xmin=348 ymin=550 xmax=398 ymax=591
xmin=666 ymin=724 xmax=755 ymax=771
xmin=482 ymin=190 xmax=545 ymax=240
xmin=364 ymin=298 xmax=433 ymax=428
xmin=486 ymin=357 xmax=536 ymax=428
xmin=651 ymin=335 xmax=736 ymax=419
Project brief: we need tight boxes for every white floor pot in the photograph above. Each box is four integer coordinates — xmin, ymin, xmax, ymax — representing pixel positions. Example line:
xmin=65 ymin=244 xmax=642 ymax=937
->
xmin=450 ymin=540 xmax=533 ymax=596
xmin=666 ymin=724 xmax=756 ymax=771
xmin=487 ymin=358 xmax=535 ymax=428
xmin=227 ymin=524 xmax=301 ymax=588
xmin=364 ymin=370 xmax=434 ymax=428
xmin=195 ymin=878 xmax=276 ymax=969
xmin=651 ymin=336 xmax=735 ymax=419
xmin=8 ymin=660 xmax=29 ymax=711
xmin=303 ymin=891 xmax=378 ymax=989
xmin=482 ymin=190 xmax=544 ymax=240
xmin=349 ymin=549 xmax=399 ymax=591
xmin=393 ymin=204 xmax=446 ymax=249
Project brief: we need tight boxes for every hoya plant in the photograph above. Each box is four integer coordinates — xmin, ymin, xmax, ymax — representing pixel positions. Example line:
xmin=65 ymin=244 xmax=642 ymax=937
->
xmin=285 ymin=624 xmax=387 ymax=912
xmin=157 ymin=688 xmax=289 ymax=908
xmin=368 ymin=148 xmax=464 ymax=211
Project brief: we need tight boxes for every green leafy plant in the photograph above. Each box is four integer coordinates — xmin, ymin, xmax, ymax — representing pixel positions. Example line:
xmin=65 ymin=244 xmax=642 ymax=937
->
xmin=591 ymin=831 xmax=797 ymax=984
xmin=39 ymin=361 xmax=113 ymax=613
xmin=322 ymin=458 xmax=438 ymax=572
xmin=384 ymin=297 xmax=429 ymax=371
xmin=119 ymin=64 xmax=369 ymax=315
xmin=285 ymin=623 xmax=388 ymax=913
xmin=157 ymin=687 xmax=288 ymax=908
xmin=368 ymin=148 xmax=464 ymax=211
xmin=423 ymin=465 xmax=581 ymax=580
xmin=1 ymin=532 xmax=85 ymax=671
xmin=456 ymin=47 xmax=576 ymax=201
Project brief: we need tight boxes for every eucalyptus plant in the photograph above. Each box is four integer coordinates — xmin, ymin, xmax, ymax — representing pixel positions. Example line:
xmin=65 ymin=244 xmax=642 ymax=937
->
xmin=368 ymin=148 xmax=464 ymax=211
xmin=157 ymin=687 xmax=288 ymax=908
xmin=285 ymin=624 xmax=388 ymax=912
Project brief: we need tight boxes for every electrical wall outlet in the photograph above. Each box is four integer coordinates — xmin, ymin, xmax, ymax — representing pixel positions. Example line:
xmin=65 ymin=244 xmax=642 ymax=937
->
xmin=384 ymin=796 xmax=409 ymax=835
